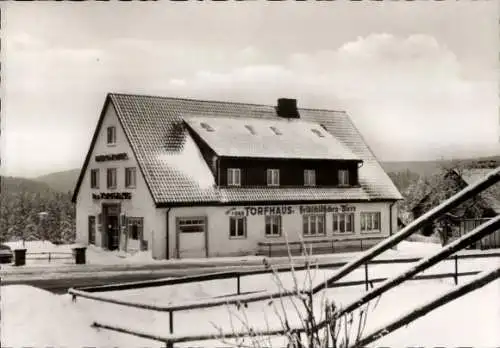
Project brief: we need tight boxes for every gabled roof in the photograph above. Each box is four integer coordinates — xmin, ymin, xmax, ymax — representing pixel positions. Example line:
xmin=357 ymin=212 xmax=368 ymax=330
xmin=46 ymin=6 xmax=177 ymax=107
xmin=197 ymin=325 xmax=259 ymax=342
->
xmin=72 ymin=93 xmax=403 ymax=205
xmin=183 ymin=115 xmax=361 ymax=161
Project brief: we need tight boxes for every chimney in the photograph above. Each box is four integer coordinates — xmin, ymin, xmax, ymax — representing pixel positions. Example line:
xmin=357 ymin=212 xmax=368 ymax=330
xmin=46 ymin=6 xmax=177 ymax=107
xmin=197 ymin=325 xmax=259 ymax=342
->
xmin=276 ymin=98 xmax=300 ymax=119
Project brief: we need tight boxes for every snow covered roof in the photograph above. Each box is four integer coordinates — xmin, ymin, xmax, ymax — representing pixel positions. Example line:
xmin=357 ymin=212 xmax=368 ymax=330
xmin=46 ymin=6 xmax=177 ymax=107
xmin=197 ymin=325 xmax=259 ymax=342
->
xmin=72 ymin=93 xmax=402 ymax=206
xmin=182 ymin=115 xmax=361 ymax=160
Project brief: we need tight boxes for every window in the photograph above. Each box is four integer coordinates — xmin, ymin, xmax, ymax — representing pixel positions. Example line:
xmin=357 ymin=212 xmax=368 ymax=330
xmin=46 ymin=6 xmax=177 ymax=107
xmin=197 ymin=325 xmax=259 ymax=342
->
xmin=265 ymin=215 xmax=282 ymax=236
xmin=245 ymin=125 xmax=257 ymax=135
xmin=361 ymin=212 xmax=381 ymax=233
xmin=338 ymin=169 xmax=350 ymax=186
xmin=304 ymin=169 xmax=316 ymax=187
xmin=178 ymin=217 xmax=206 ymax=233
xmin=227 ymin=168 xmax=241 ymax=187
xmin=303 ymin=215 xmax=326 ymax=236
xmin=107 ymin=168 xmax=117 ymax=189
xmin=270 ymin=126 xmax=282 ymax=135
xmin=90 ymin=169 xmax=99 ymax=189
xmin=200 ymin=122 xmax=214 ymax=132
xmin=88 ymin=216 xmax=96 ymax=244
xmin=125 ymin=167 xmax=137 ymax=188
xmin=311 ymin=129 xmax=325 ymax=138
xmin=127 ymin=217 xmax=144 ymax=240
xmin=107 ymin=126 xmax=116 ymax=145
xmin=267 ymin=169 xmax=280 ymax=186
xmin=230 ymin=216 xmax=246 ymax=238
xmin=333 ymin=213 xmax=355 ymax=234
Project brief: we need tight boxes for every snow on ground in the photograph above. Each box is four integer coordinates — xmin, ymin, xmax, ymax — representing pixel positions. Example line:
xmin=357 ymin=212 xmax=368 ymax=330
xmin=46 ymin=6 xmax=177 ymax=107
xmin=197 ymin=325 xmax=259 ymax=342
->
xmin=0 ymin=285 xmax=156 ymax=347
xmin=1 ymin=249 xmax=499 ymax=347
xmin=69 ymin=275 xmax=500 ymax=347
xmin=1 ymin=239 xmax=441 ymax=269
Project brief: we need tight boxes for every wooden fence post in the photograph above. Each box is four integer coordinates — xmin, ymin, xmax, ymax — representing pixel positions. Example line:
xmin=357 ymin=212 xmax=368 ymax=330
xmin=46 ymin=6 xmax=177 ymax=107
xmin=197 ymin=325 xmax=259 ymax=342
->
xmin=360 ymin=239 xmax=363 ymax=251
xmin=364 ymin=263 xmax=369 ymax=291
xmin=48 ymin=252 xmax=51 ymax=263
xmin=454 ymin=254 xmax=458 ymax=285
xmin=237 ymin=274 xmax=241 ymax=295
xmin=169 ymin=311 xmax=174 ymax=334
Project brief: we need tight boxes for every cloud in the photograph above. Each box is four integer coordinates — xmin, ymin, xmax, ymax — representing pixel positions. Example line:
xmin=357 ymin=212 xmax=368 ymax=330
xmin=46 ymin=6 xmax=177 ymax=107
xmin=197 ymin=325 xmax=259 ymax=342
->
xmin=168 ymin=33 xmax=497 ymax=160
xmin=3 ymin=32 xmax=497 ymax=177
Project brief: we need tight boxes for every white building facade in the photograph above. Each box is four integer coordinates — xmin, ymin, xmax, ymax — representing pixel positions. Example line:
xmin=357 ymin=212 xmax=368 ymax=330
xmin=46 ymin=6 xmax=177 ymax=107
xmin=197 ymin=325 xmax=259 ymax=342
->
xmin=73 ymin=94 xmax=402 ymax=259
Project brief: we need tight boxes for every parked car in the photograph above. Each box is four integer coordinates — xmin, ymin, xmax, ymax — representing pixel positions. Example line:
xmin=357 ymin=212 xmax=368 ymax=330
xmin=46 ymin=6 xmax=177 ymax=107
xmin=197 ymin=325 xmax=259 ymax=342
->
xmin=0 ymin=244 xmax=13 ymax=264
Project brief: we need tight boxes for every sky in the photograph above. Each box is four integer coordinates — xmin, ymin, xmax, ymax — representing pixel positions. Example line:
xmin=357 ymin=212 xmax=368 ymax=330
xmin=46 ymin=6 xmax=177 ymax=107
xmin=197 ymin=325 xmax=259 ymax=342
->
xmin=1 ymin=1 xmax=499 ymax=178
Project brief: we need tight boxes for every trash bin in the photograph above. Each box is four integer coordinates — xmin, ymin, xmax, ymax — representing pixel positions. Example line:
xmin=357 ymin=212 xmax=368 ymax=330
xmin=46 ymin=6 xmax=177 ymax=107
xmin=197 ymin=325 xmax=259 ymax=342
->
xmin=72 ymin=246 xmax=86 ymax=265
xmin=14 ymin=248 xmax=27 ymax=266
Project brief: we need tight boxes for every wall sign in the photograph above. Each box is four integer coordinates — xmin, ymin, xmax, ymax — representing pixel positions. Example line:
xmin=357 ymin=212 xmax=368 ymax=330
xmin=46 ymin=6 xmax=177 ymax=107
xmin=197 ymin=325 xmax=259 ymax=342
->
xmin=95 ymin=153 xmax=128 ymax=162
xmin=92 ymin=192 xmax=132 ymax=200
xmin=225 ymin=204 xmax=356 ymax=217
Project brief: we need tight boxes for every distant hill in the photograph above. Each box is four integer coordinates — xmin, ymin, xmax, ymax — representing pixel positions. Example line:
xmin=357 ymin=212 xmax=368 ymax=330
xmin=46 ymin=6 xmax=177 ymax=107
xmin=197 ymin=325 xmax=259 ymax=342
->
xmin=34 ymin=169 xmax=80 ymax=194
xmin=14 ymin=155 xmax=500 ymax=194
xmin=1 ymin=176 xmax=56 ymax=196
xmin=381 ymin=155 xmax=500 ymax=178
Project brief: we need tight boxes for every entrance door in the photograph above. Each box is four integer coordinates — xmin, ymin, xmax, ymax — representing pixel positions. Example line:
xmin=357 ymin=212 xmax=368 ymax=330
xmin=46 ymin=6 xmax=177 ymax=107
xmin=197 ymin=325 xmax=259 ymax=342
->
xmin=107 ymin=216 xmax=120 ymax=250
xmin=103 ymin=204 xmax=121 ymax=251
xmin=177 ymin=217 xmax=207 ymax=258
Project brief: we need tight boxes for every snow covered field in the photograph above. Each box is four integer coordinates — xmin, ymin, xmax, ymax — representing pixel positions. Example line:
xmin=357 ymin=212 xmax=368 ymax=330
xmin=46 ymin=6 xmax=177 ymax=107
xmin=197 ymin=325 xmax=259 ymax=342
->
xmin=2 ymin=240 xmax=499 ymax=347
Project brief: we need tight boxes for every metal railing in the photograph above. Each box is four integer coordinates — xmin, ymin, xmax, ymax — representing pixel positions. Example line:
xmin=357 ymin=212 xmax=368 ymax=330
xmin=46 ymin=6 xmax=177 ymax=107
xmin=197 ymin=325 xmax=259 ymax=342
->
xmin=26 ymin=251 xmax=74 ymax=263
xmin=258 ymin=236 xmax=386 ymax=257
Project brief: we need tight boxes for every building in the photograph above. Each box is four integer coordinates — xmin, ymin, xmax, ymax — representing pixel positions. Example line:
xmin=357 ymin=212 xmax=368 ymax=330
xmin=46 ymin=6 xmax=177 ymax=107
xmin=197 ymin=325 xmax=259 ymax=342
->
xmin=72 ymin=93 xmax=402 ymax=259
xmin=410 ymin=164 xmax=500 ymax=248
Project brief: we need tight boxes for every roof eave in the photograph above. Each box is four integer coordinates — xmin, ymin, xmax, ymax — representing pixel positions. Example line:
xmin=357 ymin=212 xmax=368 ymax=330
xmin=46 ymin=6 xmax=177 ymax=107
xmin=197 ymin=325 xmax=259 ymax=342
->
xmin=155 ymin=197 xmax=400 ymax=208
xmin=71 ymin=94 xmax=113 ymax=203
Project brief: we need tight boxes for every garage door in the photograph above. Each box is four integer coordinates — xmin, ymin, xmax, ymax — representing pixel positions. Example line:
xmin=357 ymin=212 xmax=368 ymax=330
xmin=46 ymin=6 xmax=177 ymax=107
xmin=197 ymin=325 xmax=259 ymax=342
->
xmin=177 ymin=217 xmax=207 ymax=258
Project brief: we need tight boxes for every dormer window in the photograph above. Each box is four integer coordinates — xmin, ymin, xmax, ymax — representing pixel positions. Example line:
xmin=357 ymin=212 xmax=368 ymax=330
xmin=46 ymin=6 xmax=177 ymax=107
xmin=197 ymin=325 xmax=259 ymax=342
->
xmin=304 ymin=169 xmax=316 ymax=187
xmin=200 ymin=122 xmax=214 ymax=132
xmin=245 ymin=125 xmax=257 ymax=135
xmin=269 ymin=126 xmax=282 ymax=135
xmin=311 ymin=129 xmax=325 ymax=138
xmin=227 ymin=168 xmax=241 ymax=187
xmin=107 ymin=126 xmax=116 ymax=145
xmin=338 ymin=169 xmax=350 ymax=186
xmin=267 ymin=169 xmax=280 ymax=186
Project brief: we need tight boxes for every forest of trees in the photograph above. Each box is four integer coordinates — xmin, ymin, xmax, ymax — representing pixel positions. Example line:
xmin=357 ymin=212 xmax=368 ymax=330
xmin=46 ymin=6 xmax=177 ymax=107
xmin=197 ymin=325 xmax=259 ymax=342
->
xmin=0 ymin=177 xmax=75 ymax=244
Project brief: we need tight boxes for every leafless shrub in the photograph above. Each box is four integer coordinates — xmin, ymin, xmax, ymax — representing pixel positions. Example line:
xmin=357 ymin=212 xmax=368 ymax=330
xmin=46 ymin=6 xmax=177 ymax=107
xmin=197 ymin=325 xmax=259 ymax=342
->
xmin=212 ymin=234 xmax=378 ymax=348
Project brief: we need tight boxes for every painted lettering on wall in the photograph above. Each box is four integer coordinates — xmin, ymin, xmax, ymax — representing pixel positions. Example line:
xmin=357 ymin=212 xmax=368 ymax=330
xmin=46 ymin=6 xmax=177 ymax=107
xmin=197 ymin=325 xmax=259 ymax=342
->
xmin=95 ymin=153 xmax=128 ymax=162
xmin=299 ymin=204 xmax=356 ymax=214
xmin=226 ymin=206 xmax=294 ymax=217
xmin=225 ymin=204 xmax=356 ymax=217
xmin=92 ymin=192 xmax=132 ymax=200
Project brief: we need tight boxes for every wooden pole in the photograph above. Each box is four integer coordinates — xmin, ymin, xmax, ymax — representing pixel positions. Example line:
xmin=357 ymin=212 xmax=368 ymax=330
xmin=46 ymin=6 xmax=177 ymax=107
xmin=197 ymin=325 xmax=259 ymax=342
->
xmin=314 ymin=167 xmax=500 ymax=293
xmin=350 ymin=267 xmax=500 ymax=348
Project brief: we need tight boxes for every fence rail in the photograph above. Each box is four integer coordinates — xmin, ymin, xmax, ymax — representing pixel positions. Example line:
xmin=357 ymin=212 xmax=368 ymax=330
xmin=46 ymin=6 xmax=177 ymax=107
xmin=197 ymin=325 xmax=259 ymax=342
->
xmin=69 ymin=251 xmax=499 ymax=337
xmin=71 ymin=167 xmax=500 ymax=347
xmin=258 ymin=236 xmax=386 ymax=257
xmin=26 ymin=251 xmax=73 ymax=263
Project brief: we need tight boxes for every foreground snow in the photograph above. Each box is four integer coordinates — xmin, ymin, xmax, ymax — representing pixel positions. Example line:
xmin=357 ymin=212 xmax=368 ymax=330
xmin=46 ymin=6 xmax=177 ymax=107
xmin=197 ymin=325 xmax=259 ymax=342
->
xmin=2 ymin=255 xmax=499 ymax=347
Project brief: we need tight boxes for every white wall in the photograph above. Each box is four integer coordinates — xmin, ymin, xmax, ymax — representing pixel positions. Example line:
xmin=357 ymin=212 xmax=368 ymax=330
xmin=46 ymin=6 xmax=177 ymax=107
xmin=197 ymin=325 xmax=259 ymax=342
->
xmin=168 ymin=201 xmax=395 ymax=258
xmin=75 ymin=103 xmax=164 ymax=257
